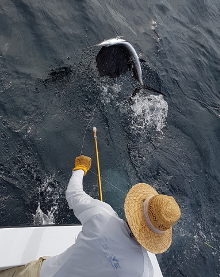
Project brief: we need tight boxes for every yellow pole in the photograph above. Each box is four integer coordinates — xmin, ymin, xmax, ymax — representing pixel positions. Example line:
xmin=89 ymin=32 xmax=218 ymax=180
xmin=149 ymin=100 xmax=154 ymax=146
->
xmin=93 ymin=127 xmax=103 ymax=201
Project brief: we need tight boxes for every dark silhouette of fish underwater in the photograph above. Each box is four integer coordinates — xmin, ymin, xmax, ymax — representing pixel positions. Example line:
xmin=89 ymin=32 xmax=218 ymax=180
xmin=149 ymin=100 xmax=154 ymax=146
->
xmin=95 ymin=37 xmax=165 ymax=97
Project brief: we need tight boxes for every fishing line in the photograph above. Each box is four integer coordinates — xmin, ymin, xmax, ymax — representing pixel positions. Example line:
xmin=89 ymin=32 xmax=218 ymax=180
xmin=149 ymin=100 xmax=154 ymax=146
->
xmin=202 ymin=241 xmax=220 ymax=254
xmin=80 ymin=98 xmax=99 ymax=155
xmin=89 ymin=169 xmax=130 ymax=195
xmin=194 ymin=236 xmax=220 ymax=255
xmin=78 ymin=93 xmax=132 ymax=196
xmin=79 ymin=100 xmax=131 ymax=197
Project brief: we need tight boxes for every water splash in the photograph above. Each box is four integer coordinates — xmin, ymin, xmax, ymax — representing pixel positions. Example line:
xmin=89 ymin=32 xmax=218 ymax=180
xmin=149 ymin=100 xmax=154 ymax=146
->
xmin=32 ymin=175 xmax=61 ymax=225
xmin=100 ymin=84 xmax=122 ymax=104
xmin=100 ymin=85 xmax=168 ymax=133
xmin=150 ymin=20 xmax=158 ymax=30
xmin=130 ymin=93 xmax=168 ymax=133
xmin=33 ymin=202 xmax=57 ymax=225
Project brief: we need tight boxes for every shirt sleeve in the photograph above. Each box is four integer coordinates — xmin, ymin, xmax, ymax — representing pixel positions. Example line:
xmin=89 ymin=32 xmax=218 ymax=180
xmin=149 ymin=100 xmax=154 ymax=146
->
xmin=65 ymin=170 xmax=116 ymax=223
xmin=66 ymin=169 xmax=93 ymax=208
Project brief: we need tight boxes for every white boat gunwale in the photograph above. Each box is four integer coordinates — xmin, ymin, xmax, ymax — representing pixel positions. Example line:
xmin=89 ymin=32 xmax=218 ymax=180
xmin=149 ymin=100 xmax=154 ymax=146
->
xmin=0 ymin=225 xmax=163 ymax=276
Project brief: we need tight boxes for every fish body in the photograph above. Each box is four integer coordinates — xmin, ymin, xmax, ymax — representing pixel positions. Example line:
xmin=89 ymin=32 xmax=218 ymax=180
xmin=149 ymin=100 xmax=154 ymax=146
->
xmin=96 ymin=37 xmax=165 ymax=97
xmin=96 ymin=37 xmax=143 ymax=86
xmin=97 ymin=37 xmax=126 ymax=46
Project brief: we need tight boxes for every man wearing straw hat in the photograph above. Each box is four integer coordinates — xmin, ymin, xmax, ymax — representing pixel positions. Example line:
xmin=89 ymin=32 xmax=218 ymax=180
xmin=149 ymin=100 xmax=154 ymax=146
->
xmin=0 ymin=155 xmax=181 ymax=277
xmin=41 ymin=155 xmax=181 ymax=277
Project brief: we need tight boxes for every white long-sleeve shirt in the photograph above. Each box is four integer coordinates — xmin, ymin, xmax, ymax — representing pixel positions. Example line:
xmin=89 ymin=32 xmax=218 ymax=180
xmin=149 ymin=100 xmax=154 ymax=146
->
xmin=40 ymin=170 xmax=154 ymax=277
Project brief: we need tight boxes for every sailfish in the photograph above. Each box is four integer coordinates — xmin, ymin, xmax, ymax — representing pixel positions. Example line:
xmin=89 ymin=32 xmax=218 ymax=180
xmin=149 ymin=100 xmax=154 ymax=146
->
xmin=95 ymin=37 xmax=165 ymax=97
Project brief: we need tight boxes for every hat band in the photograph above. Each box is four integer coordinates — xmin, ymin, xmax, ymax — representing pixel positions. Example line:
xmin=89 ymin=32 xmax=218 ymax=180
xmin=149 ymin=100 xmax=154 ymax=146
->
xmin=143 ymin=195 xmax=165 ymax=234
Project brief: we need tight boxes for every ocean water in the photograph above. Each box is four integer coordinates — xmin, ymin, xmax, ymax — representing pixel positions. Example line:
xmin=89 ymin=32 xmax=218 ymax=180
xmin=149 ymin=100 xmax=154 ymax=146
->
xmin=0 ymin=0 xmax=220 ymax=276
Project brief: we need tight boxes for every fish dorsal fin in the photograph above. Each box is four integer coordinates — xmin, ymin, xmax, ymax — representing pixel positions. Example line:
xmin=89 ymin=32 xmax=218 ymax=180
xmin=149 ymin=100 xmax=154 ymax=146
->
xmin=96 ymin=45 xmax=131 ymax=78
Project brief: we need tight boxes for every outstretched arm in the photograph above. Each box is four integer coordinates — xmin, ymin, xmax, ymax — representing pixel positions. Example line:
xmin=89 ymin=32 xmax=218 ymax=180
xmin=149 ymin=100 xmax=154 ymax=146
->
xmin=66 ymin=169 xmax=93 ymax=209
xmin=65 ymin=156 xmax=115 ymax=223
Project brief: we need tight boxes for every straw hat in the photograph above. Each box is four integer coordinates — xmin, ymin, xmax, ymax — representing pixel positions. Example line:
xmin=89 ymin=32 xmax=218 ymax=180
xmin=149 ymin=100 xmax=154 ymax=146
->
xmin=124 ymin=183 xmax=181 ymax=254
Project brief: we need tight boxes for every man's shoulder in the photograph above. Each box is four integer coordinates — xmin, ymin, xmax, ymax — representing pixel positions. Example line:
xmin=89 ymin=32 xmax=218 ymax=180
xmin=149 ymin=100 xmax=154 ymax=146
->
xmin=89 ymin=199 xmax=120 ymax=218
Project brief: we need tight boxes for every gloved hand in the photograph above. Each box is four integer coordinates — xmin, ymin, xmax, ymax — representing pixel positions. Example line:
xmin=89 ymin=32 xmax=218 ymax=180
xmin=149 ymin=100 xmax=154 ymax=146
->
xmin=72 ymin=155 xmax=92 ymax=175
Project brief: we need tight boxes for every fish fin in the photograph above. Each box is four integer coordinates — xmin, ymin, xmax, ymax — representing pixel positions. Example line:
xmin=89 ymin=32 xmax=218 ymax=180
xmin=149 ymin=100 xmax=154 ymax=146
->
xmin=130 ymin=85 xmax=166 ymax=103
xmin=143 ymin=85 xmax=166 ymax=97
xmin=139 ymin=58 xmax=146 ymax=63
xmin=96 ymin=45 xmax=130 ymax=78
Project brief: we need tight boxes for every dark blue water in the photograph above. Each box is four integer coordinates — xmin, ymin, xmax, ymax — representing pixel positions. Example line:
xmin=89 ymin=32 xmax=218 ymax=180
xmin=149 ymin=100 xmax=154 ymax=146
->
xmin=0 ymin=1 xmax=220 ymax=276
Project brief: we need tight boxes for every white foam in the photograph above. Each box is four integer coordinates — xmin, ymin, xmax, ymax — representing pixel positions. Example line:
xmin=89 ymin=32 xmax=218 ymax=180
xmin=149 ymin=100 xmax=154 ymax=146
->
xmin=33 ymin=202 xmax=57 ymax=225
xmin=150 ymin=20 xmax=158 ymax=30
xmin=100 ymin=85 xmax=168 ymax=133
xmin=33 ymin=175 xmax=61 ymax=225
xmin=100 ymin=84 xmax=122 ymax=103
xmin=131 ymin=94 xmax=168 ymax=133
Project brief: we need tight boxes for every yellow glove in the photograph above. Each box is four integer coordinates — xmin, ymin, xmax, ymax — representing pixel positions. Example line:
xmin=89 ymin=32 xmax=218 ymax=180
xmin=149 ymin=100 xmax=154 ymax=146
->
xmin=72 ymin=155 xmax=92 ymax=175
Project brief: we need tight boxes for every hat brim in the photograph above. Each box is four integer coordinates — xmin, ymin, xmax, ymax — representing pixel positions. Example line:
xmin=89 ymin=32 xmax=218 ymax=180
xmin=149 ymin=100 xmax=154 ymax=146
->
xmin=124 ymin=183 xmax=172 ymax=254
